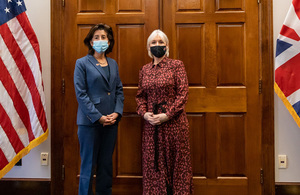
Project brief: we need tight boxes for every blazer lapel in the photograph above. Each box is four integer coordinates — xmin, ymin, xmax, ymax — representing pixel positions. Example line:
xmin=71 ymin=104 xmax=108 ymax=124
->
xmin=107 ymin=58 xmax=116 ymax=87
xmin=87 ymin=55 xmax=109 ymax=84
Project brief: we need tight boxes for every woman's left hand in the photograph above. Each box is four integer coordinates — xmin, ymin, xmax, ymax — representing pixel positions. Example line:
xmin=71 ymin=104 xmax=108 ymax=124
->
xmin=157 ymin=113 xmax=169 ymax=124
xmin=104 ymin=112 xmax=119 ymax=126
xmin=151 ymin=113 xmax=169 ymax=125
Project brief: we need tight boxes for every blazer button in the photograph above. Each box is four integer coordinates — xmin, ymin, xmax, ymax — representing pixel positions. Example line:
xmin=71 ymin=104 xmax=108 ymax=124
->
xmin=108 ymin=92 xmax=111 ymax=95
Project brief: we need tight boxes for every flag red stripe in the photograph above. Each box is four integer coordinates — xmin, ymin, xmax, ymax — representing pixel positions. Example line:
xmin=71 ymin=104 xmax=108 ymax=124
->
xmin=275 ymin=52 xmax=300 ymax=97
xmin=16 ymin=13 xmax=42 ymax=73
xmin=0 ymin=149 xmax=9 ymax=170
xmin=0 ymin=24 xmax=48 ymax=132
xmin=0 ymin=104 xmax=25 ymax=154
xmin=0 ymin=58 xmax=35 ymax=141
xmin=280 ymin=25 xmax=300 ymax=41
xmin=293 ymin=0 xmax=300 ymax=20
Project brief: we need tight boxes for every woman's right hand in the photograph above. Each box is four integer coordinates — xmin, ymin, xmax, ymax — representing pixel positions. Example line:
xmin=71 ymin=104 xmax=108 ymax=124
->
xmin=143 ymin=112 xmax=153 ymax=121
xmin=99 ymin=116 xmax=107 ymax=124
xmin=144 ymin=112 xmax=160 ymax=126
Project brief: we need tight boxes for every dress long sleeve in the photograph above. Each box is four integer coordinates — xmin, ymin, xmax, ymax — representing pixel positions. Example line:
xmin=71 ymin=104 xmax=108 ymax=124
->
xmin=165 ymin=60 xmax=189 ymax=119
xmin=136 ymin=68 xmax=148 ymax=117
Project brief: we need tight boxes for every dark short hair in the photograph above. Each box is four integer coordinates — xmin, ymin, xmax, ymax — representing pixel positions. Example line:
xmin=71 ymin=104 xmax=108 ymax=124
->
xmin=84 ymin=23 xmax=114 ymax=55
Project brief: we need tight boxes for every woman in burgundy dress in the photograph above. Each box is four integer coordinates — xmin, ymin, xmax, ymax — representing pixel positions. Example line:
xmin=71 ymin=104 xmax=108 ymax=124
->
xmin=136 ymin=29 xmax=193 ymax=195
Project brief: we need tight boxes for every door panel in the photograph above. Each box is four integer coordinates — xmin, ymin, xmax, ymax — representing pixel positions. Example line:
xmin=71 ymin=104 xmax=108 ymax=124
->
xmin=117 ymin=25 xmax=145 ymax=85
xmin=79 ymin=0 xmax=105 ymax=11
xmin=217 ymin=24 xmax=245 ymax=85
xmin=117 ymin=0 xmax=144 ymax=11
xmin=218 ymin=114 xmax=246 ymax=176
xmin=117 ymin=115 xmax=142 ymax=176
xmin=188 ymin=114 xmax=206 ymax=177
xmin=61 ymin=0 xmax=261 ymax=194
xmin=177 ymin=0 xmax=202 ymax=11
xmin=177 ymin=24 xmax=205 ymax=85
xmin=216 ymin=0 xmax=244 ymax=11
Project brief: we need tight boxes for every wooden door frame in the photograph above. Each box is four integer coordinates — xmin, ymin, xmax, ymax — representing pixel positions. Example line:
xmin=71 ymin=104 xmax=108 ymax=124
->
xmin=260 ymin=0 xmax=275 ymax=194
xmin=50 ymin=0 xmax=274 ymax=194
xmin=50 ymin=0 xmax=64 ymax=194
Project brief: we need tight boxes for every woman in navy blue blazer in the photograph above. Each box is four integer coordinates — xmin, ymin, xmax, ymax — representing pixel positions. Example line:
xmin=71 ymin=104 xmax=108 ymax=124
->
xmin=74 ymin=23 xmax=124 ymax=195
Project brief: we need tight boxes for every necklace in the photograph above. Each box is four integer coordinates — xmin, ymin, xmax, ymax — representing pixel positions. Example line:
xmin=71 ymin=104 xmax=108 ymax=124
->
xmin=94 ymin=54 xmax=107 ymax=66
xmin=96 ymin=62 xmax=108 ymax=67
xmin=95 ymin=59 xmax=107 ymax=66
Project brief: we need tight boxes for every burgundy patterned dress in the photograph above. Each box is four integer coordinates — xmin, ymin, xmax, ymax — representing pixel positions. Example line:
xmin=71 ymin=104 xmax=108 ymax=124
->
xmin=136 ymin=57 xmax=193 ymax=194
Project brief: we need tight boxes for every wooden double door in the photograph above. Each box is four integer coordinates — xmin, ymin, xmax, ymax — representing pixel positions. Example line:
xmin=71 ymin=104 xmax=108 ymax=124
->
xmin=51 ymin=0 xmax=272 ymax=194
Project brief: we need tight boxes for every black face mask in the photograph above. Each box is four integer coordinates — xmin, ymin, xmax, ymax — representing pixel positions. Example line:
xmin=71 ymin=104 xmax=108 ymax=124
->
xmin=150 ymin=46 xmax=166 ymax=58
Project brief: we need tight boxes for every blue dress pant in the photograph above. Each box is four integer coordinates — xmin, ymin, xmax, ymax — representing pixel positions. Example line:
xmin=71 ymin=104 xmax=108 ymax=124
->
xmin=78 ymin=124 xmax=118 ymax=195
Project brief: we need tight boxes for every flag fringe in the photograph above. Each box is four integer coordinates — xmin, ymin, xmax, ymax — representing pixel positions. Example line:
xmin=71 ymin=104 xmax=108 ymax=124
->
xmin=275 ymin=83 xmax=300 ymax=128
xmin=0 ymin=129 xmax=49 ymax=179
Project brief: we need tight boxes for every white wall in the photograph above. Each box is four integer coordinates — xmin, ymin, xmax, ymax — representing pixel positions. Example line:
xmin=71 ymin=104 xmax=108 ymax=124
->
xmin=3 ymin=0 xmax=51 ymax=178
xmin=274 ymin=0 xmax=300 ymax=182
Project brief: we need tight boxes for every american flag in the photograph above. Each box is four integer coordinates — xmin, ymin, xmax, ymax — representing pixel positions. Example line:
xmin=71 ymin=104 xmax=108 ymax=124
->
xmin=275 ymin=0 xmax=300 ymax=127
xmin=0 ymin=0 xmax=48 ymax=178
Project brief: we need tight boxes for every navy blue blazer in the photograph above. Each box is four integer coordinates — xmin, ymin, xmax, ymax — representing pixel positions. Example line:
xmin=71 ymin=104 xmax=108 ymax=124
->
xmin=74 ymin=55 xmax=124 ymax=126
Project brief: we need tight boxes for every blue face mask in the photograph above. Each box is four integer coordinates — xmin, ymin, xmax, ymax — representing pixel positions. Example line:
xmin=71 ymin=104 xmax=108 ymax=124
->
xmin=92 ymin=40 xmax=109 ymax=53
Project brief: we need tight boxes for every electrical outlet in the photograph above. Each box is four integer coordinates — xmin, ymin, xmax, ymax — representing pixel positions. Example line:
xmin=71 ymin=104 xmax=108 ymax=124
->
xmin=15 ymin=159 xmax=22 ymax=166
xmin=278 ymin=155 xmax=287 ymax=169
xmin=41 ymin=152 xmax=49 ymax=166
